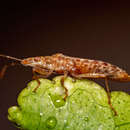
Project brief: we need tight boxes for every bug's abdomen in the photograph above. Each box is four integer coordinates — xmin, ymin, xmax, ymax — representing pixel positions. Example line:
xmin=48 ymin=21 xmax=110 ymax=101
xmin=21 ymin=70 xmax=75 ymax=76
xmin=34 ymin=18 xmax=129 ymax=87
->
xmin=73 ymin=58 xmax=126 ymax=76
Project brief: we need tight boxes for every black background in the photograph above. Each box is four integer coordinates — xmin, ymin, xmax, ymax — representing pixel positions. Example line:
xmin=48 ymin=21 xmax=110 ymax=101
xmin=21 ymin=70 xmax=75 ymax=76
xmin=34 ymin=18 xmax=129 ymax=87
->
xmin=0 ymin=1 xmax=130 ymax=129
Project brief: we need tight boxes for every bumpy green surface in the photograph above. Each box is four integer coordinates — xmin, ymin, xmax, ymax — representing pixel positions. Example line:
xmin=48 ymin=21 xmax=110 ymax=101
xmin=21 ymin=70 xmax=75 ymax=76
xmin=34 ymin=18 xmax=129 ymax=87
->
xmin=8 ymin=76 xmax=130 ymax=130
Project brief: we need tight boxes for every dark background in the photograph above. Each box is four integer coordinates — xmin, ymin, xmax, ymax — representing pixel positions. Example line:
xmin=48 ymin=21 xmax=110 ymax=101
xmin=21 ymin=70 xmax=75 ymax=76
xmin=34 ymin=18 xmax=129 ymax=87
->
xmin=0 ymin=1 xmax=130 ymax=129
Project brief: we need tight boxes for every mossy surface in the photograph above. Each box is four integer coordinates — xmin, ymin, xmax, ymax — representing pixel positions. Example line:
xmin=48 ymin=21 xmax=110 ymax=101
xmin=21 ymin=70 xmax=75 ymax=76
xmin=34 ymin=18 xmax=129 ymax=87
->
xmin=8 ymin=76 xmax=130 ymax=130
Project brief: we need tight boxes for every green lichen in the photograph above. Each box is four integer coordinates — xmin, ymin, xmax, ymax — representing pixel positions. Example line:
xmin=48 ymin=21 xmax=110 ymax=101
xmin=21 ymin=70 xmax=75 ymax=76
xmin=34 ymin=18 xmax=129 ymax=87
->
xmin=8 ymin=76 xmax=130 ymax=130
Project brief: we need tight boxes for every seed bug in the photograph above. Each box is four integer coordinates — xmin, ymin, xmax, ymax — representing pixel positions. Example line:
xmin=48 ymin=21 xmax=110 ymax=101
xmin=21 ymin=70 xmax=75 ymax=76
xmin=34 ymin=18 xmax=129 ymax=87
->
xmin=0 ymin=53 xmax=130 ymax=115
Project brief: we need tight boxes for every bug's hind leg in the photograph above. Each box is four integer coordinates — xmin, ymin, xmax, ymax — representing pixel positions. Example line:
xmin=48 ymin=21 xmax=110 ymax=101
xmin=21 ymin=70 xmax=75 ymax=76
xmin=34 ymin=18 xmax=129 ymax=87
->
xmin=61 ymin=72 xmax=68 ymax=100
xmin=71 ymin=73 xmax=117 ymax=116
xmin=105 ymin=77 xmax=117 ymax=116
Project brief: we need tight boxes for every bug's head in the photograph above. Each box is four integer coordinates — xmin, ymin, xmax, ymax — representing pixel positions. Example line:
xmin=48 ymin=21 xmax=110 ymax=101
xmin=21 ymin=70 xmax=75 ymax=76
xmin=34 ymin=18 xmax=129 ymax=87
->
xmin=21 ymin=57 xmax=43 ymax=67
xmin=21 ymin=56 xmax=54 ymax=70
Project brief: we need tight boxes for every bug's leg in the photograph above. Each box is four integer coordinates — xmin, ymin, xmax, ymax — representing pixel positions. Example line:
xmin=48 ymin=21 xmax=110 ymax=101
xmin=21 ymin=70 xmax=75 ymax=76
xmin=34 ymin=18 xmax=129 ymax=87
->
xmin=61 ymin=72 xmax=68 ymax=100
xmin=105 ymin=78 xmax=117 ymax=116
xmin=32 ymin=70 xmax=41 ymax=92
xmin=32 ymin=68 xmax=53 ymax=92
xmin=71 ymin=73 xmax=117 ymax=115
xmin=0 ymin=65 xmax=8 ymax=79
xmin=0 ymin=62 xmax=16 ymax=79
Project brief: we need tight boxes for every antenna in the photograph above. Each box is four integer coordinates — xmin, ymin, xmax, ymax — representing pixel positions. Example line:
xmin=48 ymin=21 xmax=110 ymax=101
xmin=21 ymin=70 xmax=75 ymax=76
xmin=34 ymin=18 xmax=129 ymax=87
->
xmin=0 ymin=54 xmax=22 ymax=62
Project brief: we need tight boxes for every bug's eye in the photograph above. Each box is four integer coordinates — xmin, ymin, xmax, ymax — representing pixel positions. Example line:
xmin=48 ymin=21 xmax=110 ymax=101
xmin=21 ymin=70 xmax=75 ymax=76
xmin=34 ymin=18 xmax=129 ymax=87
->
xmin=21 ymin=58 xmax=33 ymax=65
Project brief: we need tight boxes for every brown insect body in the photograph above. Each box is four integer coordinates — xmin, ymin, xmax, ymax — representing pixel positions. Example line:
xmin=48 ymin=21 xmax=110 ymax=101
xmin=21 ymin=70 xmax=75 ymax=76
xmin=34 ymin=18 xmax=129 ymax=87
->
xmin=21 ymin=53 xmax=130 ymax=82
xmin=1 ymin=53 xmax=130 ymax=116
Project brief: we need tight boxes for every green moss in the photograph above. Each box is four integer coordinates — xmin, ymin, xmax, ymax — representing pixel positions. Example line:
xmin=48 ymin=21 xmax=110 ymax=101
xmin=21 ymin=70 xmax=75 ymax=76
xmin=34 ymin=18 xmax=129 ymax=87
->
xmin=8 ymin=76 xmax=130 ymax=130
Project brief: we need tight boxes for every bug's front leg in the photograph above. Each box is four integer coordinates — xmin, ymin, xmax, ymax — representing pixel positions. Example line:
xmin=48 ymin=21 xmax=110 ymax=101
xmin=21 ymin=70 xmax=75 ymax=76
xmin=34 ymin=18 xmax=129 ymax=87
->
xmin=32 ymin=68 xmax=53 ymax=92
xmin=61 ymin=72 xmax=68 ymax=100
xmin=0 ymin=62 xmax=16 ymax=79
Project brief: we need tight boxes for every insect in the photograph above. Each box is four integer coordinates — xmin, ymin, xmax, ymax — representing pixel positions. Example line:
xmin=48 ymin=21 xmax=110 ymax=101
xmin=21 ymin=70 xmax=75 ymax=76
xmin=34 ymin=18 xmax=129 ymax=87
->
xmin=0 ymin=53 xmax=130 ymax=115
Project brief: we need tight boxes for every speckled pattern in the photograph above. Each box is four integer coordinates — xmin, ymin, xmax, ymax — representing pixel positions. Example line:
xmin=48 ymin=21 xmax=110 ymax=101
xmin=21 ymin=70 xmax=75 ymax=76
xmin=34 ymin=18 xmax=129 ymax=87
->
xmin=22 ymin=53 xmax=129 ymax=81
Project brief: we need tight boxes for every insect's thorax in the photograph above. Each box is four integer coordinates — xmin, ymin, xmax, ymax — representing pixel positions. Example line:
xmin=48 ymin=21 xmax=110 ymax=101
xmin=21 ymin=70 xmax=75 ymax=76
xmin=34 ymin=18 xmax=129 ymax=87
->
xmin=44 ymin=55 xmax=75 ymax=73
